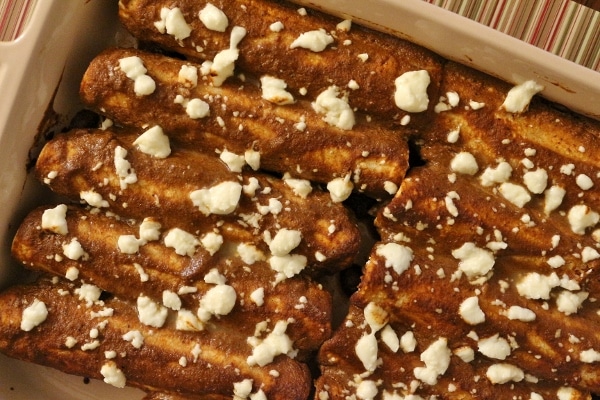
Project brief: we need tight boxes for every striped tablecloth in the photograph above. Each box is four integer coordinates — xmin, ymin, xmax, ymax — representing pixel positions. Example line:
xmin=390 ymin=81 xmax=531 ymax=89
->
xmin=0 ymin=0 xmax=36 ymax=42
xmin=1 ymin=0 xmax=599 ymax=71
xmin=423 ymin=0 xmax=600 ymax=71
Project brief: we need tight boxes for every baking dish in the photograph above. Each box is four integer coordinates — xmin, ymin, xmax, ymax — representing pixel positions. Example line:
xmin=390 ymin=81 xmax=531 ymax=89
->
xmin=0 ymin=0 xmax=598 ymax=398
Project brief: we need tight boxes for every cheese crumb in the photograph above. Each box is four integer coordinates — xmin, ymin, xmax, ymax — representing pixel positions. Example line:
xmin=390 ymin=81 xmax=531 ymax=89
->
xmin=450 ymin=152 xmax=478 ymax=175
xmin=327 ymin=174 xmax=353 ymax=202
xmin=260 ymin=75 xmax=295 ymax=105
xmin=501 ymin=80 xmax=544 ymax=113
xmin=136 ymin=295 xmax=168 ymax=328
xmin=155 ymin=7 xmax=192 ymax=42
xmin=190 ymin=181 xmax=243 ymax=215
xmin=41 ymin=204 xmax=68 ymax=235
xmin=247 ymin=320 xmax=295 ymax=366
xmin=567 ymin=204 xmax=599 ymax=234
xmin=452 ymin=242 xmax=495 ymax=279
xmin=478 ymin=334 xmax=511 ymax=360
xmin=355 ymin=333 xmax=378 ymax=372
xmin=290 ymin=29 xmax=334 ymax=52
xmin=376 ymin=242 xmax=414 ymax=276
xmin=394 ymin=70 xmax=430 ymax=113
xmin=498 ymin=182 xmax=531 ymax=208
xmin=134 ymin=125 xmax=171 ymax=158
xmin=164 ymin=228 xmax=199 ymax=256
xmin=20 ymin=299 xmax=48 ymax=331
xmin=198 ymin=3 xmax=228 ymax=32
xmin=269 ymin=228 xmax=302 ymax=256
xmin=100 ymin=361 xmax=127 ymax=388
xmin=312 ymin=86 xmax=355 ymax=130
xmin=459 ymin=296 xmax=485 ymax=325
xmin=413 ymin=337 xmax=451 ymax=385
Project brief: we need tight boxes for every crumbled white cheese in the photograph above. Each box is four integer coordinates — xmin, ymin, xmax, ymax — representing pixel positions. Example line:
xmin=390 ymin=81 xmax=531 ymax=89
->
xmin=312 ymin=86 xmax=355 ymax=130
xmin=118 ymin=56 xmax=156 ymax=96
xmin=506 ymin=305 xmax=536 ymax=321
xmin=265 ymin=228 xmax=302 ymax=257
xmin=80 ymin=190 xmax=109 ymax=208
xmin=63 ymin=238 xmax=87 ymax=260
xmin=203 ymin=268 xmax=226 ymax=285
xmin=162 ymin=290 xmax=182 ymax=311
xmin=478 ymin=334 xmax=511 ymax=360
xmin=176 ymin=309 xmax=204 ymax=331
xmin=155 ymin=7 xmax=192 ymax=42
xmin=247 ymin=320 xmax=294 ymax=366
xmin=41 ymin=204 xmax=68 ymax=235
xmin=190 ymin=181 xmax=243 ymax=215
xmin=381 ymin=325 xmax=400 ymax=352
xmin=580 ymin=348 xmax=600 ymax=363
xmin=114 ymin=146 xmax=138 ymax=189
xmin=250 ymin=287 xmax=265 ymax=306
xmin=117 ymin=235 xmax=140 ymax=254
xmin=454 ymin=346 xmax=475 ymax=363
xmin=498 ymin=182 xmax=531 ymax=208
xmin=178 ymin=64 xmax=198 ymax=87
xmin=516 ymin=272 xmax=560 ymax=300
xmin=100 ymin=361 xmax=127 ymax=388
xmin=283 ymin=176 xmax=313 ymax=198
xmin=523 ymin=168 xmax=548 ymax=194
xmin=356 ymin=380 xmax=378 ymax=400
xmin=355 ymin=333 xmax=378 ymax=372
xmin=336 ymin=19 xmax=352 ymax=31
xmin=413 ymin=337 xmax=451 ymax=385
xmin=238 ymin=243 xmax=266 ymax=265
xmin=220 ymin=150 xmax=246 ymax=172
xmin=185 ymin=98 xmax=211 ymax=119
xmin=208 ymin=26 xmax=247 ymax=86
xmin=376 ymin=242 xmax=414 ymax=276
xmin=198 ymin=3 xmax=228 ymax=32
xmin=501 ymin=80 xmax=544 ymax=113
xmin=244 ymin=149 xmax=261 ymax=171
xmin=327 ymin=174 xmax=353 ymax=202
xmin=556 ymin=290 xmax=588 ymax=315
xmin=450 ymin=152 xmax=478 ymax=175
xmin=75 ymin=283 xmax=102 ymax=306
xmin=139 ymin=218 xmax=161 ymax=242
xmin=364 ymin=302 xmax=389 ymax=333
xmin=136 ymin=295 xmax=168 ymax=328
xmin=567 ymin=204 xmax=599 ymax=234
xmin=452 ymin=242 xmax=495 ymax=279
xmin=260 ymin=75 xmax=295 ymax=105
xmin=164 ymin=228 xmax=199 ymax=256
xmin=486 ymin=363 xmax=524 ymax=384
xmin=400 ymin=331 xmax=417 ymax=353
xmin=122 ymin=330 xmax=145 ymax=349
xmin=576 ymin=174 xmax=594 ymax=190
xmin=544 ymin=185 xmax=566 ymax=214
xmin=20 ymin=299 xmax=48 ymax=331
xmin=480 ymin=161 xmax=513 ymax=187
xmin=133 ymin=125 xmax=171 ymax=158
xmin=198 ymin=284 xmax=237 ymax=321
xmin=65 ymin=266 xmax=79 ymax=281
xmin=547 ymin=255 xmax=566 ymax=269
xmin=445 ymin=191 xmax=460 ymax=217
xmin=233 ymin=379 xmax=254 ymax=398
xmin=201 ymin=231 xmax=223 ymax=256
xmin=582 ymin=246 xmax=600 ymax=262
xmin=290 ymin=29 xmax=334 ymax=52
xmin=394 ymin=70 xmax=430 ymax=113
xmin=269 ymin=21 xmax=284 ymax=32
xmin=459 ymin=296 xmax=485 ymax=325
xmin=269 ymin=254 xmax=308 ymax=280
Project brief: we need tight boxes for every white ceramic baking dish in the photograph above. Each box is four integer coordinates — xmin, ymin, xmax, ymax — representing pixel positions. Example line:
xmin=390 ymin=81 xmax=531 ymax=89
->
xmin=0 ymin=0 xmax=598 ymax=398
